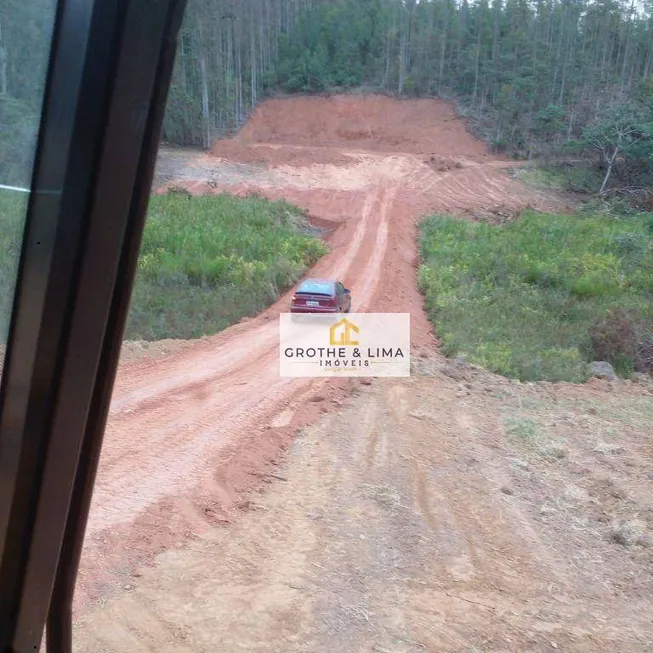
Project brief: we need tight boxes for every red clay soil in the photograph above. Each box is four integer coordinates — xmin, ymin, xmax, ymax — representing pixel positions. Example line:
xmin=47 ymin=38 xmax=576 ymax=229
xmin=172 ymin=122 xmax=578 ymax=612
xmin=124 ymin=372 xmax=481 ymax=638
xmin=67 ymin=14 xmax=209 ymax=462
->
xmin=210 ymin=140 xmax=353 ymax=167
xmin=210 ymin=95 xmax=493 ymax=167
xmin=77 ymin=95 xmax=562 ymax=611
xmin=234 ymin=95 xmax=491 ymax=156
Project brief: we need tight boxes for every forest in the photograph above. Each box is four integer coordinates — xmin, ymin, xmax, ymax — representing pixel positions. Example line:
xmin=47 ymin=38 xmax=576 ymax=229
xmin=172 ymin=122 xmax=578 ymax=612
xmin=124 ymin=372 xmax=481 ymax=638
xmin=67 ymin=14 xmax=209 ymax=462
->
xmin=0 ymin=0 xmax=652 ymax=198
xmin=165 ymin=0 xmax=653 ymax=200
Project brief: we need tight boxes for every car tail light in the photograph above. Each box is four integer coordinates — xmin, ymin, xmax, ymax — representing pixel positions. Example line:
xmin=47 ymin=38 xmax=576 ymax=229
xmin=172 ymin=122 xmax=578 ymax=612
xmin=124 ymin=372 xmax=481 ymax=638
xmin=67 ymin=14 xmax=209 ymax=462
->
xmin=324 ymin=297 xmax=337 ymax=307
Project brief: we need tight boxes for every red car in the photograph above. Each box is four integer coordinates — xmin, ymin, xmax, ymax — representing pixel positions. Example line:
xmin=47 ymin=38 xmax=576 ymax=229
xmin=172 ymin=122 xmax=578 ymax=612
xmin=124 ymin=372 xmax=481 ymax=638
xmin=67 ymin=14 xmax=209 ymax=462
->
xmin=290 ymin=278 xmax=352 ymax=314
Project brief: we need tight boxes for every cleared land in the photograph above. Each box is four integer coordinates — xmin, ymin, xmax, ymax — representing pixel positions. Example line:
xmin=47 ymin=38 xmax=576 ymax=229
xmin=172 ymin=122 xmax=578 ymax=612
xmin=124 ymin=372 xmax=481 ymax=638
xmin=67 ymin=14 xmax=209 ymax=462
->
xmin=76 ymin=363 xmax=653 ymax=653
xmin=73 ymin=95 xmax=653 ymax=653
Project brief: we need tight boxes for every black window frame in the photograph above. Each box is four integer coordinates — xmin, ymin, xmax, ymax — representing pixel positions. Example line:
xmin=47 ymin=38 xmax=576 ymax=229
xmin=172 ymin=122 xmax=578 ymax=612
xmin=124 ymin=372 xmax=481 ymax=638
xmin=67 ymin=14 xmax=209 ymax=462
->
xmin=0 ymin=0 xmax=187 ymax=651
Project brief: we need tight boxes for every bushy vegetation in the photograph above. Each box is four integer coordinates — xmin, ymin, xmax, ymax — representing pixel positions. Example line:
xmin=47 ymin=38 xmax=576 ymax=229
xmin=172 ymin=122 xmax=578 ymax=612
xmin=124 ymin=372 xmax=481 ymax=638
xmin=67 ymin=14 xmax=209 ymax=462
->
xmin=0 ymin=191 xmax=327 ymax=344
xmin=125 ymin=192 xmax=327 ymax=340
xmin=589 ymin=309 xmax=653 ymax=377
xmin=418 ymin=209 xmax=653 ymax=382
xmin=0 ymin=191 xmax=327 ymax=342
xmin=273 ymin=1 xmax=383 ymax=93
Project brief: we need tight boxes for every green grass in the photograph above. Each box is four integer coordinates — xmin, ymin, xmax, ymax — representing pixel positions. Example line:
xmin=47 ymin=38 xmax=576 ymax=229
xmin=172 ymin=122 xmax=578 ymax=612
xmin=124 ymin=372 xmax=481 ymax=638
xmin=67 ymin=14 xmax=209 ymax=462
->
xmin=125 ymin=192 xmax=328 ymax=340
xmin=504 ymin=415 xmax=539 ymax=440
xmin=418 ymin=209 xmax=653 ymax=382
xmin=0 ymin=192 xmax=29 ymax=341
xmin=512 ymin=165 xmax=568 ymax=192
xmin=514 ymin=161 xmax=606 ymax=196
xmin=0 ymin=190 xmax=328 ymax=343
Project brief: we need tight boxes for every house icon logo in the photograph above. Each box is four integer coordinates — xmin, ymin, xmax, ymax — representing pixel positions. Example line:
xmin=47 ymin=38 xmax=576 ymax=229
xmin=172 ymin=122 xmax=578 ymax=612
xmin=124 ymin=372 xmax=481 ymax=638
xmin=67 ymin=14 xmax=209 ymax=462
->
xmin=329 ymin=318 xmax=359 ymax=346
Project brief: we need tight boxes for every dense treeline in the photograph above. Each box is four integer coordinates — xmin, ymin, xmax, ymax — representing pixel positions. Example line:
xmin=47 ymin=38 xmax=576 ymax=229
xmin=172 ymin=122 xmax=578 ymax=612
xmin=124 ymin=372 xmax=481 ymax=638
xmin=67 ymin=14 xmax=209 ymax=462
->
xmin=273 ymin=1 xmax=652 ymax=146
xmin=163 ymin=0 xmax=653 ymax=148
xmin=162 ymin=0 xmax=652 ymax=197
xmin=0 ymin=0 xmax=651 ymax=196
xmin=164 ymin=0 xmax=314 ymax=148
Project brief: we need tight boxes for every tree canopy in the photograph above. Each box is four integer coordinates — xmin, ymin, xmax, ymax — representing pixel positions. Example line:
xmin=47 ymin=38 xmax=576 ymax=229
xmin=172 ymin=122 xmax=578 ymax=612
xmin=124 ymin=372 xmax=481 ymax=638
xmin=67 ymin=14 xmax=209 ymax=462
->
xmin=1 ymin=0 xmax=652 ymax=196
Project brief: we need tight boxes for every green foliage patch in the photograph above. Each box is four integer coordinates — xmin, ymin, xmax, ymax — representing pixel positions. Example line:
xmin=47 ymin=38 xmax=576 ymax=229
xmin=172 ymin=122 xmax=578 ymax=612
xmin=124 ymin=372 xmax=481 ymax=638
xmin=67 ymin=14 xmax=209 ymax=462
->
xmin=418 ymin=209 xmax=653 ymax=382
xmin=0 ymin=190 xmax=327 ymax=343
xmin=126 ymin=193 xmax=328 ymax=340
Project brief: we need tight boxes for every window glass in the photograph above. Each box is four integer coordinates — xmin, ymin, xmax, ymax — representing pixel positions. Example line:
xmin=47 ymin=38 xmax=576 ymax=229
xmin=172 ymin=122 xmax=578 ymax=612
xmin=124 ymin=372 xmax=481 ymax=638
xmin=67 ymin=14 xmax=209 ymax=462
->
xmin=297 ymin=280 xmax=333 ymax=295
xmin=0 ymin=0 xmax=57 ymax=368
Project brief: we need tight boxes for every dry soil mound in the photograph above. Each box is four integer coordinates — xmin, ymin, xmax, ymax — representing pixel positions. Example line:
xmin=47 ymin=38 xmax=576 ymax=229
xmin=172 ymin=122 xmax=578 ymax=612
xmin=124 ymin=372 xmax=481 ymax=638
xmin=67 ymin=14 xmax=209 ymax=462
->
xmin=211 ymin=94 xmax=491 ymax=161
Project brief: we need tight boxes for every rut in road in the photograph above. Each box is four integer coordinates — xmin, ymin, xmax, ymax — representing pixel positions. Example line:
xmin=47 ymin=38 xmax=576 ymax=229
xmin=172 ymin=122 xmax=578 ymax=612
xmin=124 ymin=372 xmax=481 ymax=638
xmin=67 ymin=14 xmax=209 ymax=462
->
xmin=89 ymin=182 xmax=395 ymax=536
xmin=78 ymin=96 xmax=561 ymax=610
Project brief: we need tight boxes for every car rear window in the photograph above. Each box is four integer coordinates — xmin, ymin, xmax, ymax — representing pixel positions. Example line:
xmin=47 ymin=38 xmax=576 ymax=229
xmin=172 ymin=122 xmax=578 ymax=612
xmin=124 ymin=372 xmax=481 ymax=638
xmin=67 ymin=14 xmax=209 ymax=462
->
xmin=297 ymin=281 xmax=333 ymax=295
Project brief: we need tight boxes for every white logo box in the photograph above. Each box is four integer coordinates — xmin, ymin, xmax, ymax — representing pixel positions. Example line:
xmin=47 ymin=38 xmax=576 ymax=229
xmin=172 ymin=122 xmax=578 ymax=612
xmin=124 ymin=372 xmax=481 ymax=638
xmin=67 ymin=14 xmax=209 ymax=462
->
xmin=279 ymin=312 xmax=411 ymax=378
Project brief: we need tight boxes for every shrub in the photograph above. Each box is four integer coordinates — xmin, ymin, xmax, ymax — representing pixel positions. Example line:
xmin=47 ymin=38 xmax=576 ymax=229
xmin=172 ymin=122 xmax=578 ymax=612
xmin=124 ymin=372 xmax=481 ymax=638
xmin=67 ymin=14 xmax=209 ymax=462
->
xmin=634 ymin=322 xmax=653 ymax=373
xmin=589 ymin=309 xmax=637 ymax=374
xmin=589 ymin=309 xmax=653 ymax=374
xmin=613 ymin=232 xmax=648 ymax=256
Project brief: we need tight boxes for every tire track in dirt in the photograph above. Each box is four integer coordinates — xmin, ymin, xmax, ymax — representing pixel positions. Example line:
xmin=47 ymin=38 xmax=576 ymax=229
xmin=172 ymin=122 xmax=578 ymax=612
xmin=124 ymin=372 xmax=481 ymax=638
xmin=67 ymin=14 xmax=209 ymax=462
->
xmin=352 ymin=185 xmax=394 ymax=311
xmin=74 ymin=372 xmax=653 ymax=653
xmin=87 ymin=183 xmax=395 ymax=538
xmin=79 ymin=96 xmax=562 ymax=610
xmin=109 ymin=187 xmax=385 ymax=417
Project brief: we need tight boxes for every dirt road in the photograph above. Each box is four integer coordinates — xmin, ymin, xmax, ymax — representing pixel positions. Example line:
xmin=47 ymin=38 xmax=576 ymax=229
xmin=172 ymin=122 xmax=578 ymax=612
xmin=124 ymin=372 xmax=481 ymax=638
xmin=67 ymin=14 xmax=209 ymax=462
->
xmin=76 ymin=359 xmax=653 ymax=652
xmin=72 ymin=96 xmax=653 ymax=652
xmin=79 ymin=96 xmax=560 ymax=608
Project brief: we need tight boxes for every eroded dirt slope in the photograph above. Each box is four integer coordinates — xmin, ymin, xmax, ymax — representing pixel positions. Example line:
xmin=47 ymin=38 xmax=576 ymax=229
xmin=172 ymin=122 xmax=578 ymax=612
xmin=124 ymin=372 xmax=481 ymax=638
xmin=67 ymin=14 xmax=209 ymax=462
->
xmin=214 ymin=95 xmax=490 ymax=158
xmin=79 ymin=95 xmax=565 ymax=613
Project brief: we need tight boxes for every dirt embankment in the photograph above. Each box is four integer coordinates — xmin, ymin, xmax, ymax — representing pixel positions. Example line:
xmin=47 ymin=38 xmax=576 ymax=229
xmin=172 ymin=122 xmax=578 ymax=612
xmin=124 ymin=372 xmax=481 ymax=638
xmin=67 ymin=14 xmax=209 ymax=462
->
xmin=77 ymin=94 xmax=590 ymax=643
xmin=209 ymin=95 xmax=497 ymax=168
xmin=220 ymin=95 xmax=490 ymax=154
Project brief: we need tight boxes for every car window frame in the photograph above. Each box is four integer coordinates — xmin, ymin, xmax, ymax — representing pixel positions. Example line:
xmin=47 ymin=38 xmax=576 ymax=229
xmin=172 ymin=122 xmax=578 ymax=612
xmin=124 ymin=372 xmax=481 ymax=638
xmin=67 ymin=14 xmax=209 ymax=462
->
xmin=0 ymin=0 xmax=187 ymax=651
